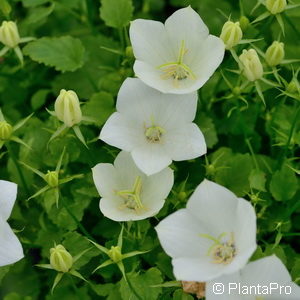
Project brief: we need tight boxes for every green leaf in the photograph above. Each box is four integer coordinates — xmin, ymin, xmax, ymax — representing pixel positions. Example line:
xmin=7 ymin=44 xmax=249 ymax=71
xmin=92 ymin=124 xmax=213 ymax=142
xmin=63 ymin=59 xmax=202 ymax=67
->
xmin=270 ymin=165 xmax=298 ymax=201
xmin=0 ymin=265 xmax=10 ymax=284
xmin=22 ymin=0 xmax=50 ymax=7
xmin=195 ymin=113 xmax=218 ymax=148
xmin=173 ymin=289 xmax=194 ymax=300
xmin=31 ymin=89 xmax=50 ymax=110
xmin=120 ymin=268 xmax=163 ymax=300
xmin=25 ymin=3 xmax=55 ymax=24
xmin=82 ymin=91 xmax=115 ymax=126
xmin=249 ymin=169 xmax=266 ymax=191
xmin=23 ymin=36 xmax=85 ymax=72
xmin=100 ymin=0 xmax=134 ymax=28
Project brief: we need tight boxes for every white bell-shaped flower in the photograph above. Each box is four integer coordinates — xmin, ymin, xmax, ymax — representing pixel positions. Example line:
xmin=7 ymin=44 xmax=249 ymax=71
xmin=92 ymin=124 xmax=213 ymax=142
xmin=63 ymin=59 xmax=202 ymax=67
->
xmin=92 ymin=151 xmax=174 ymax=222
xmin=129 ymin=6 xmax=225 ymax=94
xmin=206 ymin=255 xmax=300 ymax=299
xmin=100 ymin=78 xmax=206 ymax=175
xmin=155 ymin=179 xmax=257 ymax=282
xmin=0 ymin=180 xmax=24 ymax=267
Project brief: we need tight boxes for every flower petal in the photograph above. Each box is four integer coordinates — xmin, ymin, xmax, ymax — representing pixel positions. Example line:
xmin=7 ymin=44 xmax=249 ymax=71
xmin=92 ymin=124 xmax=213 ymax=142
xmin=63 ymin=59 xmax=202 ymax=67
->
xmin=129 ymin=19 xmax=172 ymax=65
xmin=0 ymin=217 xmax=24 ymax=267
xmin=132 ymin=143 xmax=172 ymax=175
xmin=192 ymin=35 xmax=225 ymax=84
xmin=186 ymin=179 xmax=240 ymax=234
xmin=163 ymin=123 xmax=207 ymax=161
xmin=92 ymin=163 xmax=119 ymax=199
xmin=172 ymin=256 xmax=228 ymax=282
xmin=0 ymin=180 xmax=17 ymax=221
xmin=155 ymin=208 xmax=210 ymax=258
xmin=165 ymin=6 xmax=209 ymax=60
xmin=99 ymin=112 xmax=144 ymax=151
xmin=142 ymin=167 xmax=174 ymax=212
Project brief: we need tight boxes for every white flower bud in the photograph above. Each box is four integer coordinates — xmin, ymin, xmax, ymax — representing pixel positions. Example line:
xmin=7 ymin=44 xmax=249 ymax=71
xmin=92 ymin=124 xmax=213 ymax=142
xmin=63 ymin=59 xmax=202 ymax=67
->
xmin=220 ymin=21 xmax=243 ymax=50
xmin=45 ymin=171 xmax=59 ymax=188
xmin=265 ymin=41 xmax=284 ymax=66
xmin=266 ymin=0 xmax=287 ymax=14
xmin=239 ymin=49 xmax=263 ymax=82
xmin=50 ymin=245 xmax=73 ymax=273
xmin=54 ymin=89 xmax=82 ymax=127
xmin=0 ymin=21 xmax=20 ymax=48
xmin=0 ymin=121 xmax=13 ymax=140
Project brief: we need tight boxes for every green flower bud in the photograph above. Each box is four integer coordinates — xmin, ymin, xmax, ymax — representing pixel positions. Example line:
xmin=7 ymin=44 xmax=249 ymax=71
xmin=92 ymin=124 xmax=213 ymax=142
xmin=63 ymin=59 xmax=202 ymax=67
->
xmin=232 ymin=86 xmax=241 ymax=95
xmin=54 ymin=89 xmax=82 ymax=127
xmin=287 ymin=79 xmax=299 ymax=94
xmin=50 ymin=245 xmax=73 ymax=273
xmin=45 ymin=171 xmax=59 ymax=187
xmin=265 ymin=41 xmax=284 ymax=66
xmin=266 ymin=0 xmax=287 ymax=14
xmin=0 ymin=121 xmax=13 ymax=140
xmin=125 ymin=46 xmax=134 ymax=59
xmin=239 ymin=16 xmax=249 ymax=32
xmin=108 ymin=246 xmax=122 ymax=263
xmin=220 ymin=21 xmax=243 ymax=50
xmin=239 ymin=49 xmax=263 ymax=82
xmin=178 ymin=191 xmax=187 ymax=201
xmin=205 ymin=164 xmax=216 ymax=176
xmin=0 ymin=21 xmax=20 ymax=48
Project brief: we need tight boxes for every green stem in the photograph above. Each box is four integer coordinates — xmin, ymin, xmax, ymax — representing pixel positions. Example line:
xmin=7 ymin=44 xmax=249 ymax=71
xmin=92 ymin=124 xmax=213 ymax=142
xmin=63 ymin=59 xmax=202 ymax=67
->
xmin=6 ymin=143 xmax=30 ymax=198
xmin=69 ymin=275 xmax=80 ymax=300
xmin=60 ymin=195 xmax=95 ymax=241
xmin=245 ymin=138 xmax=259 ymax=169
xmin=276 ymin=104 xmax=300 ymax=169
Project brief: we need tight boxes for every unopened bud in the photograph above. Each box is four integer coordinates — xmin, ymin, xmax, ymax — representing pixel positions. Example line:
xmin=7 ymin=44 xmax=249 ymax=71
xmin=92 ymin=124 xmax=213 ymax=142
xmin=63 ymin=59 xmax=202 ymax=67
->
xmin=0 ymin=21 xmax=20 ymax=48
xmin=125 ymin=46 xmax=133 ymax=59
xmin=220 ymin=21 xmax=243 ymax=50
xmin=45 ymin=171 xmax=59 ymax=188
xmin=108 ymin=246 xmax=122 ymax=263
xmin=265 ymin=41 xmax=284 ymax=66
xmin=239 ymin=16 xmax=249 ymax=32
xmin=205 ymin=164 xmax=216 ymax=176
xmin=239 ymin=49 xmax=263 ymax=82
xmin=266 ymin=0 xmax=287 ymax=14
xmin=50 ymin=245 xmax=73 ymax=273
xmin=287 ymin=79 xmax=299 ymax=94
xmin=178 ymin=191 xmax=187 ymax=201
xmin=0 ymin=121 xmax=13 ymax=140
xmin=54 ymin=89 xmax=82 ymax=127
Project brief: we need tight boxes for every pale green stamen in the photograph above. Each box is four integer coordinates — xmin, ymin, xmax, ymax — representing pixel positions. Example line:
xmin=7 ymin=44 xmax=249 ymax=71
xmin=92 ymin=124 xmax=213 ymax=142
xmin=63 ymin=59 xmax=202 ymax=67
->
xmin=117 ymin=176 xmax=143 ymax=211
xmin=144 ymin=116 xmax=165 ymax=143
xmin=199 ymin=232 xmax=236 ymax=265
xmin=157 ymin=40 xmax=196 ymax=86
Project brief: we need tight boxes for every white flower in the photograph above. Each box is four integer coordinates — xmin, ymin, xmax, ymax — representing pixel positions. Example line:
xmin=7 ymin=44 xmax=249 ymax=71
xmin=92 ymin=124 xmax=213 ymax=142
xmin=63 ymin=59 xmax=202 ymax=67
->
xmin=100 ymin=78 xmax=206 ymax=175
xmin=155 ymin=179 xmax=257 ymax=282
xmin=0 ymin=180 xmax=24 ymax=267
xmin=206 ymin=255 xmax=300 ymax=299
xmin=92 ymin=151 xmax=174 ymax=222
xmin=129 ymin=6 xmax=225 ymax=94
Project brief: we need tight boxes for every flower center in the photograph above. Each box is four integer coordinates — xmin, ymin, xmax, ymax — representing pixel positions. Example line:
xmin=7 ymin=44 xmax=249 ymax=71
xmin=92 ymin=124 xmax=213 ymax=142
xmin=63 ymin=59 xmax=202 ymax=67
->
xmin=144 ymin=116 xmax=165 ymax=143
xmin=157 ymin=40 xmax=196 ymax=86
xmin=200 ymin=232 xmax=236 ymax=265
xmin=116 ymin=176 xmax=144 ymax=211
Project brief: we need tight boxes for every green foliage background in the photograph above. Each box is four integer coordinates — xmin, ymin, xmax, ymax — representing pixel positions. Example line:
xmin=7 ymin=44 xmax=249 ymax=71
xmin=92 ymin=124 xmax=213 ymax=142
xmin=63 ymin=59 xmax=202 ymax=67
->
xmin=0 ymin=0 xmax=299 ymax=299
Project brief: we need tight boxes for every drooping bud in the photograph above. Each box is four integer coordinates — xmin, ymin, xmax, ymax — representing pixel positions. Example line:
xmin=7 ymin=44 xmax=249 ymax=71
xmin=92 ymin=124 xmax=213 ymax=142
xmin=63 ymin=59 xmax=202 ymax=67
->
xmin=45 ymin=171 xmax=59 ymax=188
xmin=54 ymin=89 xmax=82 ymax=127
xmin=0 ymin=21 xmax=20 ymax=48
xmin=266 ymin=0 xmax=287 ymax=14
xmin=220 ymin=21 xmax=243 ymax=50
xmin=239 ymin=49 xmax=263 ymax=82
xmin=239 ymin=16 xmax=249 ymax=32
xmin=0 ymin=121 xmax=13 ymax=140
xmin=50 ymin=245 xmax=73 ymax=273
xmin=108 ymin=246 xmax=122 ymax=263
xmin=265 ymin=41 xmax=284 ymax=66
